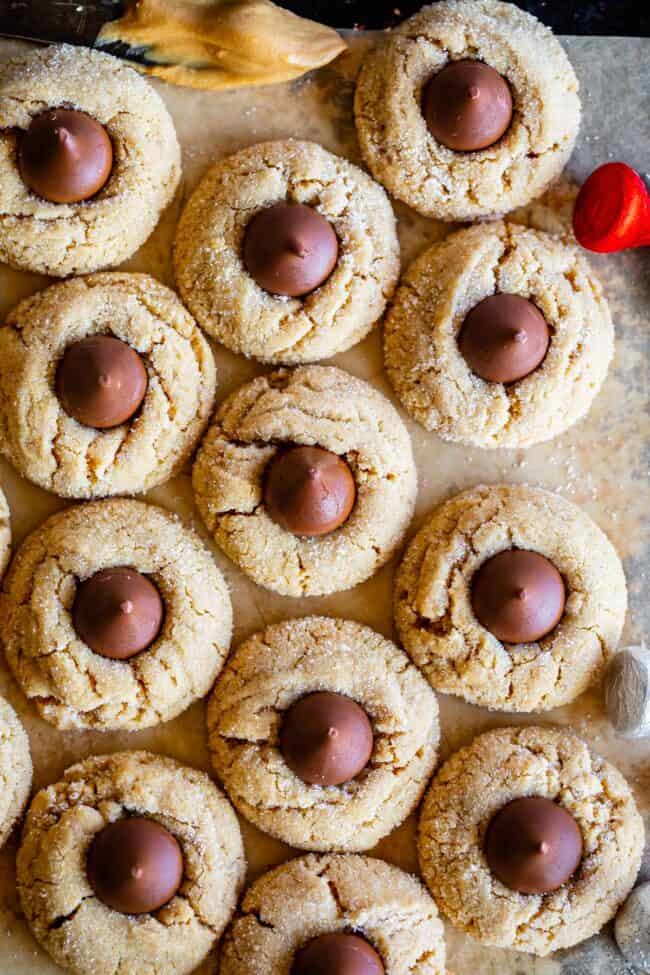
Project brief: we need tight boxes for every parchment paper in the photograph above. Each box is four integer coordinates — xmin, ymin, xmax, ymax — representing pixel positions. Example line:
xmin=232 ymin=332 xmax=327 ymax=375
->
xmin=0 ymin=32 xmax=648 ymax=975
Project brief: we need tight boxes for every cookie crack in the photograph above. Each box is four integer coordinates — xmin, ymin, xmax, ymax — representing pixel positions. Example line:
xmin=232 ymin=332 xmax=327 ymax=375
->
xmin=245 ymin=909 xmax=276 ymax=932
xmin=47 ymin=893 xmax=94 ymax=931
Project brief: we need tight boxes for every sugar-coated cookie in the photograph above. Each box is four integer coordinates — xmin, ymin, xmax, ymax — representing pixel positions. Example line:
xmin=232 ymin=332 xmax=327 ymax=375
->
xmin=395 ymin=484 xmax=626 ymax=712
xmin=175 ymin=140 xmax=400 ymax=364
xmin=0 ymin=273 xmax=216 ymax=499
xmin=355 ymin=0 xmax=580 ymax=221
xmin=18 ymin=751 xmax=245 ymax=975
xmin=208 ymin=616 xmax=439 ymax=851
xmin=193 ymin=366 xmax=417 ymax=597
xmin=384 ymin=222 xmax=613 ymax=449
xmin=0 ymin=46 xmax=180 ymax=276
xmin=1 ymin=499 xmax=232 ymax=730
xmin=219 ymin=854 xmax=446 ymax=975
xmin=418 ymin=726 xmax=644 ymax=955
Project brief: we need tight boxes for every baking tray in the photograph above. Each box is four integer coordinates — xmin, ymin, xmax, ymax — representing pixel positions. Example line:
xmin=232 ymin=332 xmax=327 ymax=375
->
xmin=0 ymin=31 xmax=648 ymax=975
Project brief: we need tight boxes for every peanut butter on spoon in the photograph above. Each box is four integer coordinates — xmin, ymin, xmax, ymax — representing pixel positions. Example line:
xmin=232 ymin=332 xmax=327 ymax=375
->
xmin=97 ymin=0 xmax=347 ymax=91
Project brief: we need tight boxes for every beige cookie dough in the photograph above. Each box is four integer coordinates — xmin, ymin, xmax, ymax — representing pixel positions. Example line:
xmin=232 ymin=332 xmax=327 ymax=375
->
xmin=174 ymin=139 xmax=400 ymax=363
xmin=0 ymin=498 xmax=233 ymax=731
xmin=219 ymin=853 xmax=446 ymax=975
xmin=418 ymin=725 xmax=644 ymax=955
xmin=354 ymin=0 xmax=580 ymax=221
xmin=394 ymin=484 xmax=627 ymax=712
xmin=17 ymin=751 xmax=246 ymax=975
xmin=0 ymin=45 xmax=181 ymax=276
xmin=0 ymin=484 xmax=9 ymax=580
xmin=193 ymin=365 xmax=417 ymax=597
xmin=384 ymin=222 xmax=613 ymax=449
xmin=208 ymin=616 xmax=439 ymax=852
xmin=0 ymin=695 xmax=32 ymax=848
xmin=0 ymin=273 xmax=216 ymax=499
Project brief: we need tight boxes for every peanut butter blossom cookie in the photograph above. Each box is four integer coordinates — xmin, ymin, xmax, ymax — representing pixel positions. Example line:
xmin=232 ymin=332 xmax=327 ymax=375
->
xmin=0 ymin=45 xmax=180 ymax=276
xmin=354 ymin=0 xmax=580 ymax=221
xmin=219 ymin=854 xmax=446 ymax=975
xmin=418 ymin=726 xmax=644 ymax=955
xmin=17 ymin=751 xmax=245 ymax=975
xmin=0 ymin=695 xmax=32 ymax=849
xmin=394 ymin=484 xmax=627 ymax=712
xmin=193 ymin=365 xmax=417 ymax=597
xmin=174 ymin=140 xmax=400 ymax=363
xmin=0 ymin=499 xmax=233 ymax=730
xmin=208 ymin=616 xmax=439 ymax=851
xmin=384 ymin=222 xmax=613 ymax=448
xmin=0 ymin=273 xmax=216 ymax=499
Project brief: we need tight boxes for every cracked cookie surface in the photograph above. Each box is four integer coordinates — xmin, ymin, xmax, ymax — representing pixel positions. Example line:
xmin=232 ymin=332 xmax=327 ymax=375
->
xmin=17 ymin=751 xmax=246 ymax=975
xmin=174 ymin=140 xmax=400 ymax=364
xmin=192 ymin=365 xmax=417 ymax=597
xmin=0 ymin=273 xmax=216 ymax=499
xmin=0 ymin=45 xmax=181 ymax=277
xmin=394 ymin=484 xmax=627 ymax=712
xmin=0 ymin=499 xmax=233 ymax=730
xmin=208 ymin=616 xmax=439 ymax=852
xmin=219 ymin=853 xmax=446 ymax=975
xmin=418 ymin=725 xmax=644 ymax=955
xmin=384 ymin=222 xmax=613 ymax=448
xmin=0 ymin=695 xmax=32 ymax=849
xmin=354 ymin=1 xmax=580 ymax=221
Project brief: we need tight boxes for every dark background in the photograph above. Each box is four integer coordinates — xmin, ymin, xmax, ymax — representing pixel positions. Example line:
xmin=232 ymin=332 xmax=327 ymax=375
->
xmin=280 ymin=1 xmax=650 ymax=35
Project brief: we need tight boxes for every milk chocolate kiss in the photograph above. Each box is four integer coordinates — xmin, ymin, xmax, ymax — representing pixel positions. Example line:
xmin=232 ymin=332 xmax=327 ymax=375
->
xmin=263 ymin=445 xmax=356 ymax=537
xmin=87 ymin=817 xmax=184 ymax=914
xmin=292 ymin=933 xmax=385 ymax=975
xmin=459 ymin=294 xmax=550 ymax=384
xmin=56 ymin=335 xmax=148 ymax=430
xmin=280 ymin=691 xmax=374 ymax=787
xmin=244 ymin=202 xmax=339 ymax=297
xmin=19 ymin=108 xmax=113 ymax=204
xmin=471 ymin=549 xmax=566 ymax=644
xmin=485 ymin=797 xmax=583 ymax=895
xmin=423 ymin=59 xmax=513 ymax=152
xmin=73 ymin=567 xmax=164 ymax=660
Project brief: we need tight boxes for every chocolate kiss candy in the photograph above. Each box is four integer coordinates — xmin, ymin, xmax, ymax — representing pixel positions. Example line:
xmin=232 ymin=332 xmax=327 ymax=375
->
xmin=423 ymin=59 xmax=513 ymax=152
xmin=471 ymin=549 xmax=566 ymax=644
xmin=485 ymin=797 xmax=583 ymax=895
xmin=292 ymin=933 xmax=385 ymax=975
xmin=244 ymin=202 xmax=339 ymax=297
xmin=56 ymin=335 xmax=148 ymax=429
xmin=87 ymin=817 xmax=184 ymax=914
xmin=280 ymin=691 xmax=374 ymax=787
xmin=73 ymin=567 xmax=164 ymax=660
xmin=458 ymin=294 xmax=550 ymax=384
xmin=19 ymin=108 xmax=113 ymax=204
xmin=263 ymin=445 xmax=356 ymax=537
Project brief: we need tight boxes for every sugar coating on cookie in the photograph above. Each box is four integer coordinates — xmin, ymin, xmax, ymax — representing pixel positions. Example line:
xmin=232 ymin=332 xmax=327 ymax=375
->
xmin=219 ymin=853 xmax=446 ymax=975
xmin=0 ymin=273 xmax=216 ymax=499
xmin=418 ymin=726 xmax=644 ymax=955
xmin=174 ymin=140 xmax=400 ymax=364
xmin=384 ymin=222 xmax=613 ymax=448
xmin=17 ymin=751 xmax=245 ymax=975
xmin=394 ymin=484 xmax=627 ymax=712
xmin=0 ymin=696 xmax=32 ymax=849
xmin=192 ymin=365 xmax=417 ymax=597
xmin=355 ymin=0 xmax=580 ymax=221
xmin=0 ymin=45 xmax=181 ymax=276
xmin=208 ymin=616 xmax=439 ymax=851
xmin=0 ymin=499 xmax=233 ymax=730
